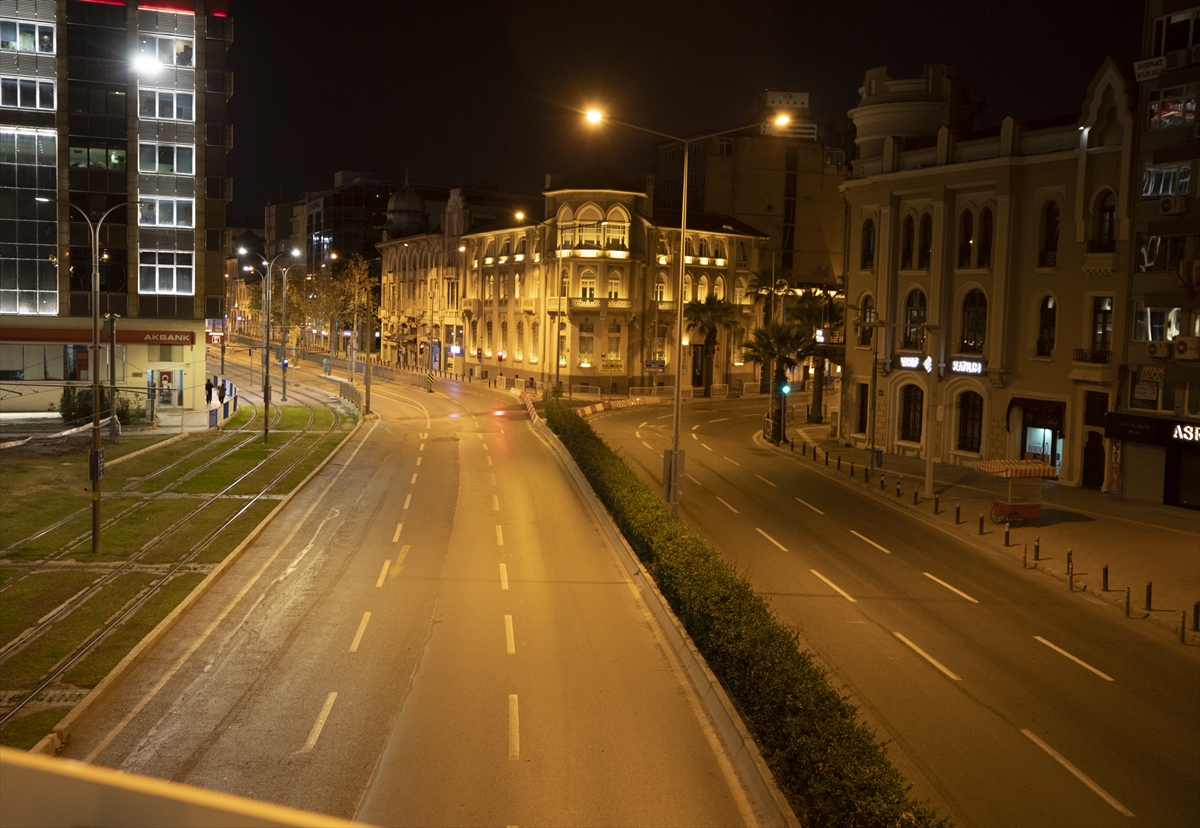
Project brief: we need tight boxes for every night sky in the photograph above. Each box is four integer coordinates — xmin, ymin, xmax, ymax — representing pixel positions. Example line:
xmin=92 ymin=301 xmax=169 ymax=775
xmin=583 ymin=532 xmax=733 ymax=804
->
xmin=226 ymin=0 xmax=1143 ymax=226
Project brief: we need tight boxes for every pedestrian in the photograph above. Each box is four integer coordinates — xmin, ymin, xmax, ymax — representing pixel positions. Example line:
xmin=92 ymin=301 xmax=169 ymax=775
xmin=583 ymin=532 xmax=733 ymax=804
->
xmin=204 ymin=378 xmax=213 ymax=405
xmin=217 ymin=381 xmax=226 ymax=404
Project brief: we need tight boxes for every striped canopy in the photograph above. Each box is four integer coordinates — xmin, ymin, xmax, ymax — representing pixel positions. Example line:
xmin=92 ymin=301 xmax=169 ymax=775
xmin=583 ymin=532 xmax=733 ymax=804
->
xmin=974 ymin=459 xmax=1058 ymax=479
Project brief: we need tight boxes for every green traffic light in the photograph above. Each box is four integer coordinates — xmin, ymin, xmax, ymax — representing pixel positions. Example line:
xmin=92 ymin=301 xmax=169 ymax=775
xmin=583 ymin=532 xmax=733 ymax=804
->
xmin=781 ymin=384 xmax=791 ymax=394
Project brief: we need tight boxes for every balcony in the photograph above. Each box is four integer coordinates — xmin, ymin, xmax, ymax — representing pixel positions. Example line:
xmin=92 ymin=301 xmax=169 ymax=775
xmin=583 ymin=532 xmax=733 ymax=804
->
xmin=1073 ymin=349 xmax=1111 ymax=364
xmin=566 ymin=297 xmax=634 ymax=313
xmin=463 ymin=298 xmax=482 ymax=318
xmin=544 ymin=297 xmax=568 ymax=314
xmin=1069 ymin=348 xmax=1113 ymax=384
xmin=656 ymin=301 xmax=677 ymax=313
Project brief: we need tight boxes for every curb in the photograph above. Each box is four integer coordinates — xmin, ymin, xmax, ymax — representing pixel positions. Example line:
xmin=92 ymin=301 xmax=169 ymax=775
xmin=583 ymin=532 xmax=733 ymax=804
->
xmin=534 ymin=416 xmax=799 ymax=828
xmin=762 ymin=430 xmax=1200 ymax=645
xmin=44 ymin=418 xmax=365 ymax=754
xmin=105 ymin=432 xmax=189 ymax=468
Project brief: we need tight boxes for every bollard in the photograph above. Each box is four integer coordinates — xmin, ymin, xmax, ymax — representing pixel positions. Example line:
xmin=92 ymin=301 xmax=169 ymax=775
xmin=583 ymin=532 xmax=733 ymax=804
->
xmin=955 ymin=505 xmax=961 ymax=524
xmin=1146 ymin=582 xmax=1153 ymax=612
xmin=813 ymin=447 xmax=818 ymax=463
xmin=896 ymin=479 xmax=901 ymax=497
xmin=802 ymin=443 xmax=806 ymax=456
xmin=1194 ymin=601 xmax=1200 ymax=632
xmin=1102 ymin=565 xmax=1109 ymax=591
xmin=838 ymin=456 xmax=842 ymax=470
xmin=1023 ymin=543 xmax=1028 ymax=569
xmin=850 ymin=460 xmax=855 ymax=476
xmin=978 ymin=514 xmax=984 ymax=535
xmin=1004 ymin=525 xmax=1010 ymax=547
xmin=1034 ymin=538 xmax=1040 ymax=561
xmin=1125 ymin=587 xmax=1131 ymax=617
xmin=865 ymin=467 xmax=870 ymax=484
xmin=880 ymin=475 xmax=885 ymax=490
xmin=1182 ymin=612 xmax=1188 ymax=644
xmin=934 ymin=493 xmax=939 ymax=514
xmin=825 ymin=452 xmax=829 ymax=466
xmin=1067 ymin=550 xmax=1073 ymax=591
xmin=790 ymin=439 xmax=794 ymax=452
xmin=913 ymin=489 xmax=919 ymax=505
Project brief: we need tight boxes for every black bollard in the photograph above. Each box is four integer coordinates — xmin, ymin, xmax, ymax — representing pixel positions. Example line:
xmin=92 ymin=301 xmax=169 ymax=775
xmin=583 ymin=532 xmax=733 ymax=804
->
xmin=1146 ymin=582 xmax=1153 ymax=611
xmin=978 ymin=514 xmax=984 ymax=535
xmin=850 ymin=460 xmax=855 ymax=476
xmin=880 ymin=475 xmax=885 ymax=490
xmin=913 ymin=489 xmax=919 ymax=505
xmin=1067 ymin=550 xmax=1073 ymax=590
xmin=1193 ymin=601 xmax=1199 ymax=632
xmin=838 ymin=456 xmax=842 ymax=470
xmin=1125 ymin=587 xmax=1131 ymax=617
xmin=1102 ymin=565 xmax=1109 ymax=591
xmin=825 ymin=452 xmax=829 ymax=466
xmin=1004 ymin=525 xmax=1010 ymax=547
xmin=955 ymin=505 xmax=961 ymax=524
xmin=1034 ymin=538 xmax=1040 ymax=561
xmin=802 ymin=443 xmax=806 ymax=456
xmin=896 ymin=479 xmax=901 ymax=497
xmin=934 ymin=493 xmax=939 ymax=514
xmin=790 ymin=440 xmax=794 ymax=452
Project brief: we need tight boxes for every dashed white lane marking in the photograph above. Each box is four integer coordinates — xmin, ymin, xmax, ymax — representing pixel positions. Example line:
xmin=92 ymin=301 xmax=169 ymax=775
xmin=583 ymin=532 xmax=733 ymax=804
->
xmin=419 ymin=443 xmax=425 ymax=451
xmin=756 ymin=527 xmax=788 ymax=552
xmin=499 ymin=563 xmax=509 ymax=590
xmin=349 ymin=612 xmax=371 ymax=652
xmin=496 ymin=525 xmax=504 ymax=545
xmin=691 ymin=432 xmax=698 ymax=440
xmin=1020 ymin=729 xmax=1133 ymax=816
xmin=390 ymin=545 xmax=410 ymax=579
xmin=716 ymin=496 xmax=739 ymax=513
xmin=893 ymin=632 xmax=961 ymax=681
xmin=795 ymin=497 xmax=824 ymax=515
xmin=483 ymin=444 xmax=489 ymax=451
xmin=301 ymin=691 xmax=338 ymax=753
xmin=419 ymin=432 xmax=428 ymax=439
xmin=487 ymin=456 xmax=493 ymax=466
xmin=642 ymin=441 xmax=653 ymax=449
xmin=411 ymin=473 xmax=418 ymax=484
xmin=709 ymin=417 xmax=729 ymax=422
xmin=638 ymin=421 xmax=648 ymax=427
xmin=702 ymin=443 xmax=713 ymax=451
xmin=1034 ymin=636 xmax=1114 ymax=681
xmin=375 ymin=560 xmax=390 ymax=587
xmin=508 ymin=695 xmax=520 ymax=760
xmin=691 ymin=424 xmax=700 ymax=430
xmin=416 ymin=456 xmax=422 ymax=466
xmin=811 ymin=570 xmax=856 ymax=603
xmin=851 ymin=529 xmax=891 ymax=554
xmin=723 ymin=456 xmax=741 ymax=466
xmin=924 ymin=572 xmax=980 ymax=604
xmin=403 ymin=494 xmax=411 ymax=510
xmin=504 ymin=614 xmax=515 ymax=654
xmin=635 ymin=431 xmax=641 ymax=438
xmin=684 ymin=473 xmax=703 ymax=487
xmin=493 ymin=494 xmax=499 ymax=511
xmin=392 ymin=523 xmax=402 ymax=543
xmin=657 ymin=414 xmax=670 ymax=419
xmin=755 ymin=474 xmax=776 ymax=487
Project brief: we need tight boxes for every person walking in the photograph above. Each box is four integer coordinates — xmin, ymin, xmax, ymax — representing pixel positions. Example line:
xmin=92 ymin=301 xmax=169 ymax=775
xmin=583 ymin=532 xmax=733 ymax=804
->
xmin=204 ymin=378 xmax=213 ymax=405
xmin=216 ymin=381 xmax=226 ymax=405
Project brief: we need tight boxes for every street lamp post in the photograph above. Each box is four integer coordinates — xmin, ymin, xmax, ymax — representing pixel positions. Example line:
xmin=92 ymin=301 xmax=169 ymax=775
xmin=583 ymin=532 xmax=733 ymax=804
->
xmin=36 ymin=198 xmax=136 ymax=555
xmin=105 ymin=313 xmax=121 ymax=438
xmin=278 ymin=262 xmax=301 ymax=402
xmin=587 ymin=108 xmax=790 ymax=517
xmin=239 ymin=247 xmax=300 ymax=443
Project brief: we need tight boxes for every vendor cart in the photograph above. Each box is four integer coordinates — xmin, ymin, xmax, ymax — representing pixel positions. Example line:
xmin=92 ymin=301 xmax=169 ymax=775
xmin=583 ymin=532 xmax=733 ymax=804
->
xmin=973 ymin=459 xmax=1057 ymax=526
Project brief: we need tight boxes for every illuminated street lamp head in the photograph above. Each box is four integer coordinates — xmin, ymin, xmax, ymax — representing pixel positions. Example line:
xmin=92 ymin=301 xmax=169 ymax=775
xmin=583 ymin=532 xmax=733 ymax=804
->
xmin=585 ymin=108 xmax=603 ymax=125
xmin=35 ymin=196 xmax=53 ymax=203
xmin=133 ymin=54 xmax=159 ymax=75
xmin=775 ymin=114 xmax=791 ymax=127
xmin=515 ymin=211 xmax=525 ymax=221
xmin=291 ymin=248 xmax=300 ymax=257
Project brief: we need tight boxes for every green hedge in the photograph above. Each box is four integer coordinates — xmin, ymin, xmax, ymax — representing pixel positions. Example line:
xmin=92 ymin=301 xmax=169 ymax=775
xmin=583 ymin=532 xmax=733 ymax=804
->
xmin=545 ymin=402 xmax=947 ymax=828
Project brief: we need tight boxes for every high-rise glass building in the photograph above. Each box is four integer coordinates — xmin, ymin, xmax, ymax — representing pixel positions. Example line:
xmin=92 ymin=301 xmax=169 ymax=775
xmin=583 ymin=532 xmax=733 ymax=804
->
xmin=0 ymin=0 xmax=231 ymax=413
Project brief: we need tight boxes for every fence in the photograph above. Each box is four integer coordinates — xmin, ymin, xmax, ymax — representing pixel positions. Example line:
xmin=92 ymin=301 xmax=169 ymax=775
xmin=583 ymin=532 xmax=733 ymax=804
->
xmin=710 ymin=383 xmax=729 ymax=400
xmin=339 ymin=382 xmax=362 ymax=412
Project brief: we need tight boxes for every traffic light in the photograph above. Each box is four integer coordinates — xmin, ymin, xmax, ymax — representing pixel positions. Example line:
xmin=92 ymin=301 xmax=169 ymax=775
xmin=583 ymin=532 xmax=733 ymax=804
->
xmin=419 ymin=342 xmax=426 ymax=354
xmin=781 ymin=382 xmax=792 ymax=395
xmin=476 ymin=347 xmax=483 ymax=360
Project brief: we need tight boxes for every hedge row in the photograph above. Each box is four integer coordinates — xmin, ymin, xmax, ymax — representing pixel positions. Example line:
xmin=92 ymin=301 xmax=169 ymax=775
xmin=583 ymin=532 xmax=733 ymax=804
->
xmin=545 ymin=401 xmax=947 ymax=828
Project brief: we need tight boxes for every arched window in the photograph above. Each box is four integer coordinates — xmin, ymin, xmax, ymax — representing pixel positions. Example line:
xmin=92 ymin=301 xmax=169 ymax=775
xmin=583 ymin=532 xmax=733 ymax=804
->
xmin=655 ymin=273 xmax=667 ymax=301
xmin=900 ymin=385 xmax=924 ymax=442
xmin=713 ymin=276 xmax=725 ymax=300
xmin=498 ymin=273 xmax=508 ymax=299
xmin=486 ymin=319 xmax=493 ymax=352
xmin=1039 ymin=201 xmax=1059 ymax=267
xmin=501 ymin=319 xmax=508 ymax=352
xmin=903 ymin=290 xmax=927 ymax=349
xmin=978 ymin=208 xmax=993 ymax=268
xmin=516 ymin=320 xmax=524 ymax=360
xmin=516 ymin=237 xmax=527 ymax=256
xmin=697 ymin=275 xmax=709 ymax=302
xmin=579 ymin=270 xmax=596 ymax=299
xmin=514 ymin=273 xmax=523 ymax=299
xmin=860 ymin=219 xmax=876 ymax=270
xmin=859 ymin=295 xmax=876 ymax=346
xmin=960 ymin=289 xmax=987 ymax=353
xmin=901 ymin=216 xmax=915 ymax=269
xmin=484 ymin=240 xmax=495 ymax=259
xmin=737 ymin=241 xmax=747 ymax=263
xmin=1095 ymin=191 xmax=1117 ymax=252
xmin=607 ymin=274 xmax=620 ymax=299
xmin=1037 ymin=296 xmax=1056 ymax=356
xmin=733 ymin=277 xmax=746 ymax=304
xmin=559 ymin=269 xmax=568 ymax=296
xmin=685 ymin=238 xmax=695 ymax=257
xmin=500 ymin=238 xmax=511 ymax=256
xmin=485 ymin=274 xmax=494 ymax=299
xmin=683 ymin=273 xmax=692 ymax=302
xmin=657 ymin=235 xmax=670 ymax=255
xmin=917 ymin=214 xmax=933 ymax=269
xmin=698 ymin=238 xmax=710 ymax=258
xmin=714 ymin=241 xmax=726 ymax=259
xmin=958 ymin=391 xmax=983 ymax=452
xmin=958 ymin=211 xmax=974 ymax=269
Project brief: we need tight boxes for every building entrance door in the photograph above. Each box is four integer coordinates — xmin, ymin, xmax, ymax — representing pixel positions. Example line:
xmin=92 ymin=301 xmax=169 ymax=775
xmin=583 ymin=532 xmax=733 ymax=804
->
xmin=1082 ymin=430 xmax=1105 ymax=489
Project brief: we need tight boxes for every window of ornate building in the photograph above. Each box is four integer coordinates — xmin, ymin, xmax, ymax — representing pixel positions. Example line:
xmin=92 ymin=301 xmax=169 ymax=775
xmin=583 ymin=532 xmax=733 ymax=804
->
xmin=1037 ymin=296 xmax=1056 ymax=356
xmin=516 ymin=321 xmax=524 ymax=360
xmin=697 ymin=275 xmax=709 ymax=302
xmin=917 ymin=214 xmax=932 ymax=269
xmin=682 ymin=273 xmax=692 ymax=302
xmin=579 ymin=334 xmax=594 ymax=367
xmin=580 ymin=272 xmax=596 ymax=299
xmin=1039 ymin=201 xmax=1059 ymax=267
xmin=713 ymin=276 xmax=725 ymax=300
xmin=486 ymin=320 xmax=493 ymax=354
xmin=978 ymin=208 xmax=993 ymax=268
xmin=860 ymin=218 xmax=875 ymax=270
xmin=530 ymin=321 xmax=539 ymax=361
xmin=958 ymin=211 xmax=973 ymax=269
xmin=655 ymin=274 xmax=667 ymax=302
xmin=485 ymin=274 xmax=494 ymax=299
xmin=1094 ymin=191 xmax=1117 ymax=253
xmin=501 ymin=320 xmax=508 ymax=352
xmin=957 ymin=391 xmax=983 ymax=452
xmin=1091 ymin=296 xmax=1113 ymax=357
xmin=900 ymin=384 xmax=924 ymax=442
xmin=499 ymin=274 xmax=508 ymax=299
xmin=733 ymin=276 xmax=746 ymax=304
xmin=901 ymin=216 xmax=914 ymax=269
xmin=903 ymin=290 xmax=927 ymax=350
xmin=960 ymin=289 xmax=987 ymax=354
xmin=859 ymin=295 xmax=875 ymax=346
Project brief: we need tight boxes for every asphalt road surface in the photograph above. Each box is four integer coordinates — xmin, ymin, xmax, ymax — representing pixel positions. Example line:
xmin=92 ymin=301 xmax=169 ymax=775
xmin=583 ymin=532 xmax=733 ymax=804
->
xmin=60 ymin=360 xmax=752 ymax=827
xmin=591 ymin=395 xmax=1200 ymax=828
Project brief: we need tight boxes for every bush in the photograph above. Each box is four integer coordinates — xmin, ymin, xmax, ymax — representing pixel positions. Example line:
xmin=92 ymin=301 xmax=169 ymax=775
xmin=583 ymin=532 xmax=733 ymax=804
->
xmin=59 ymin=387 xmax=145 ymax=428
xmin=544 ymin=401 xmax=947 ymax=828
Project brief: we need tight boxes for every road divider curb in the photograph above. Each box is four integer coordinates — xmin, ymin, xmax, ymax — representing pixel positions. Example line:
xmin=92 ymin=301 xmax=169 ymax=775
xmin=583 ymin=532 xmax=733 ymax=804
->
xmin=43 ymin=418 xmax=365 ymax=755
xmin=105 ymin=432 xmax=189 ymax=468
xmin=532 ymin=414 xmax=799 ymax=828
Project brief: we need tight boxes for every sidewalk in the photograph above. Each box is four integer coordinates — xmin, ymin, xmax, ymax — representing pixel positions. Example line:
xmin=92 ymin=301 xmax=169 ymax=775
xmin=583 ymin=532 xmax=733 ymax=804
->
xmin=777 ymin=419 xmax=1200 ymax=643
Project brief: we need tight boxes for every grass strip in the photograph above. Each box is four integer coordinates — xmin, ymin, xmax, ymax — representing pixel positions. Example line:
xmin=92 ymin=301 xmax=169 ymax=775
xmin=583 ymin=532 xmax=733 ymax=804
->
xmin=139 ymin=498 xmax=249 ymax=564
xmin=0 ymin=570 xmax=100 ymax=648
xmin=275 ymin=406 xmax=313 ymax=431
xmin=63 ymin=572 xmax=206 ymax=688
xmin=0 ymin=706 xmax=72 ymax=750
xmin=544 ymin=401 xmax=947 ymax=828
xmin=220 ymin=405 xmax=255 ymax=430
xmin=75 ymin=498 xmax=200 ymax=562
xmin=173 ymin=442 xmax=275 ymax=493
xmin=0 ymin=572 xmax=155 ymax=691
xmin=193 ymin=500 xmax=278 ymax=565
xmin=269 ymin=431 xmax=349 ymax=494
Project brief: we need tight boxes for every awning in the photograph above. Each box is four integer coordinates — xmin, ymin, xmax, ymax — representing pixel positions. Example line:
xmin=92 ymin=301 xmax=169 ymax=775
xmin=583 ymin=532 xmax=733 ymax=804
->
xmin=1005 ymin=397 xmax=1065 ymax=432
xmin=973 ymin=459 xmax=1058 ymax=479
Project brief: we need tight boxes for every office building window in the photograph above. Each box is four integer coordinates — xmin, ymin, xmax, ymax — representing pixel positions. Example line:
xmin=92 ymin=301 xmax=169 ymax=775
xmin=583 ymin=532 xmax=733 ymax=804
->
xmin=69 ymin=140 xmax=127 ymax=171
xmin=139 ymin=198 xmax=194 ymax=228
xmin=138 ymin=88 xmax=194 ymax=122
xmin=0 ymin=127 xmax=57 ymax=316
xmin=138 ymin=251 xmax=194 ymax=295
xmin=138 ymin=143 xmax=194 ymax=175
xmin=0 ymin=77 xmax=54 ymax=110
xmin=0 ymin=19 xmax=54 ymax=53
xmin=137 ymin=34 xmax=193 ymax=67
xmin=1141 ymin=162 xmax=1191 ymax=198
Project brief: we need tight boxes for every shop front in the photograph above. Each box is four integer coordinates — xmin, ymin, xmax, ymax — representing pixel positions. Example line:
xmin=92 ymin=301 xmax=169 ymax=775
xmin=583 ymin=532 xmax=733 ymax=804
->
xmin=1105 ymin=412 xmax=1200 ymax=509
xmin=1008 ymin=397 xmax=1065 ymax=474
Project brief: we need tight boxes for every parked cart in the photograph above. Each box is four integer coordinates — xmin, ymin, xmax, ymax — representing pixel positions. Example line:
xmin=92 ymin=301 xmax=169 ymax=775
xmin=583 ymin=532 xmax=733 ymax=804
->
xmin=974 ymin=459 xmax=1057 ymax=526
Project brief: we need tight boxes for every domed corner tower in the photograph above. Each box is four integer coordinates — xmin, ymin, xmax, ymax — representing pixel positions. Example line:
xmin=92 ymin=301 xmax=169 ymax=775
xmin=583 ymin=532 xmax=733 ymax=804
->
xmin=384 ymin=179 xmax=428 ymax=240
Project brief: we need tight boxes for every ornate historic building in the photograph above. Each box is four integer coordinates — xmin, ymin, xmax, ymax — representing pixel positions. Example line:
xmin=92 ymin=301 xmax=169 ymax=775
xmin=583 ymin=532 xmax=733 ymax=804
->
xmin=839 ymin=62 xmax=1136 ymax=489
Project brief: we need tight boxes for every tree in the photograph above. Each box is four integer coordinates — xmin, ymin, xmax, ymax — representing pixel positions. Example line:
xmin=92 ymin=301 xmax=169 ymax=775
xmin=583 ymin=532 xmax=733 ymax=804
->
xmin=684 ymin=294 xmax=739 ymax=397
xmin=787 ymin=290 xmax=844 ymax=423
xmin=740 ymin=321 xmax=812 ymax=443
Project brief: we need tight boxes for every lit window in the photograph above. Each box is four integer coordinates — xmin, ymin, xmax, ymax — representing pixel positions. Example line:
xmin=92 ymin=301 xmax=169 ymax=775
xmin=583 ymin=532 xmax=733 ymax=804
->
xmin=0 ymin=127 xmax=57 ymax=316
xmin=138 ymin=87 xmax=194 ymax=122
xmin=138 ymin=34 xmax=194 ymax=68
xmin=138 ymin=250 xmax=194 ymax=295
xmin=139 ymin=197 xmax=194 ymax=228
xmin=0 ymin=20 xmax=55 ymax=54
xmin=903 ymin=290 xmax=926 ymax=350
xmin=0 ymin=76 xmax=54 ymax=111
xmin=138 ymin=143 xmax=194 ymax=175
xmin=960 ymin=289 xmax=987 ymax=354
xmin=1141 ymin=162 xmax=1191 ymax=198
xmin=1147 ymin=85 xmax=1196 ymax=130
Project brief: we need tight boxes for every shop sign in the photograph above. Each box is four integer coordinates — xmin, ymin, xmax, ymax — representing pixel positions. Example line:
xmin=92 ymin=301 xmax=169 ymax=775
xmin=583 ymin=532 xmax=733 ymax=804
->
xmin=952 ymin=359 xmax=985 ymax=375
xmin=898 ymin=355 xmax=933 ymax=373
xmin=1134 ymin=56 xmax=1165 ymax=82
xmin=1140 ymin=364 xmax=1164 ymax=383
xmin=1173 ymin=424 xmax=1200 ymax=442
xmin=1133 ymin=381 xmax=1160 ymax=401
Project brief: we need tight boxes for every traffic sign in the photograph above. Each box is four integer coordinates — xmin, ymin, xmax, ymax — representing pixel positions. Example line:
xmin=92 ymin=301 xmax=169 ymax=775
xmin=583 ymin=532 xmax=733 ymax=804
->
xmin=645 ymin=359 xmax=665 ymax=373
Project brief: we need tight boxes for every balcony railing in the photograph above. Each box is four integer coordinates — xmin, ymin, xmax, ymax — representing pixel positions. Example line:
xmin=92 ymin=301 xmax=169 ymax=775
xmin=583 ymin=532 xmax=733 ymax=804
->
xmin=1086 ymin=239 xmax=1116 ymax=254
xmin=1073 ymin=348 xmax=1111 ymax=364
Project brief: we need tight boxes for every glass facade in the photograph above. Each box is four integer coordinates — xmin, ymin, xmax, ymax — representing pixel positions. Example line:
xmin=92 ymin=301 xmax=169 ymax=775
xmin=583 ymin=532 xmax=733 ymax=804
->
xmin=0 ymin=128 xmax=58 ymax=315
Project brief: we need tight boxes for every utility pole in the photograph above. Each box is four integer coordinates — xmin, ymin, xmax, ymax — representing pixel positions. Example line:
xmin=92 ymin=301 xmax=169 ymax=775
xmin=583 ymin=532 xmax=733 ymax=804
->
xmin=105 ymin=313 xmax=120 ymax=438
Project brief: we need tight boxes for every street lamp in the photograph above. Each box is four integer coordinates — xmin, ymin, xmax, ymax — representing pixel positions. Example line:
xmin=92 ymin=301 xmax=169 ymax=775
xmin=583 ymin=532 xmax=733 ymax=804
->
xmin=239 ymin=247 xmax=300 ymax=442
xmin=36 ymin=197 xmax=140 ymax=555
xmin=586 ymin=108 xmax=790 ymax=517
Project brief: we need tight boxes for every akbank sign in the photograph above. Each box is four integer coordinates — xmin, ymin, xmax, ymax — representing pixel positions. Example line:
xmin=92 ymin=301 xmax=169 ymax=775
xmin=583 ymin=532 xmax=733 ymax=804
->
xmin=1172 ymin=424 xmax=1200 ymax=442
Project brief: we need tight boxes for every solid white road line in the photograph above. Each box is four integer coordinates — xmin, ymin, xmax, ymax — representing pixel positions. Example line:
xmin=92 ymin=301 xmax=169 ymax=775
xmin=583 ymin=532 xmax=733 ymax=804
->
xmin=684 ymin=473 xmax=702 ymax=487
xmin=709 ymin=417 xmax=729 ymax=422
xmin=893 ymin=632 xmax=961 ymax=681
xmin=1034 ymin=636 xmax=1114 ymax=681
xmin=504 ymin=614 xmax=515 ymax=654
xmin=349 ymin=612 xmax=371 ymax=652
xmin=499 ymin=563 xmax=509 ymax=590
xmin=416 ymin=456 xmax=422 ymax=466
xmin=723 ymin=456 xmax=741 ymax=466
xmin=496 ymin=525 xmax=504 ymax=545
xmin=301 ymin=691 xmax=338 ymax=753
xmin=375 ymin=560 xmax=390 ymax=587
xmin=1020 ymin=728 xmax=1133 ymax=816
xmin=811 ymin=570 xmax=856 ymax=603
xmin=392 ymin=523 xmax=402 ymax=543
xmin=756 ymin=527 xmax=788 ymax=552
xmin=702 ymin=442 xmax=713 ymax=451
xmin=642 ymin=441 xmax=653 ymax=449
xmin=795 ymin=497 xmax=825 ymax=515
xmin=851 ymin=529 xmax=892 ymax=554
xmin=508 ymin=694 xmax=520 ymax=760
xmin=403 ymin=494 xmax=411 ymax=510
xmin=390 ymin=545 xmax=410 ymax=580
xmin=716 ymin=496 xmax=739 ymax=513
xmin=411 ymin=473 xmax=418 ymax=484
xmin=755 ymin=474 xmax=777 ymax=487
xmin=493 ymin=494 xmax=499 ymax=510
xmin=924 ymin=572 xmax=980 ymax=604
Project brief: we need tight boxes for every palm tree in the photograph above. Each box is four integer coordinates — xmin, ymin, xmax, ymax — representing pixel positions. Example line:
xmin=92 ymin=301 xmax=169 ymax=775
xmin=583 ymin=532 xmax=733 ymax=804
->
xmin=787 ymin=291 xmax=844 ymax=423
xmin=740 ymin=321 xmax=811 ymax=442
xmin=684 ymin=294 xmax=739 ymax=397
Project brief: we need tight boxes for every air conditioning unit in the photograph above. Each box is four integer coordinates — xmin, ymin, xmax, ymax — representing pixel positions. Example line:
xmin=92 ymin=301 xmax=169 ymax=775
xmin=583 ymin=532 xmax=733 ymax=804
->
xmin=1160 ymin=196 xmax=1187 ymax=215
xmin=1166 ymin=49 xmax=1189 ymax=70
xmin=1192 ymin=43 xmax=1200 ymax=65
xmin=1175 ymin=336 xmax=1200 ymax=360
xmin=1147 ymin=341 xmax=1172 ymax=359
